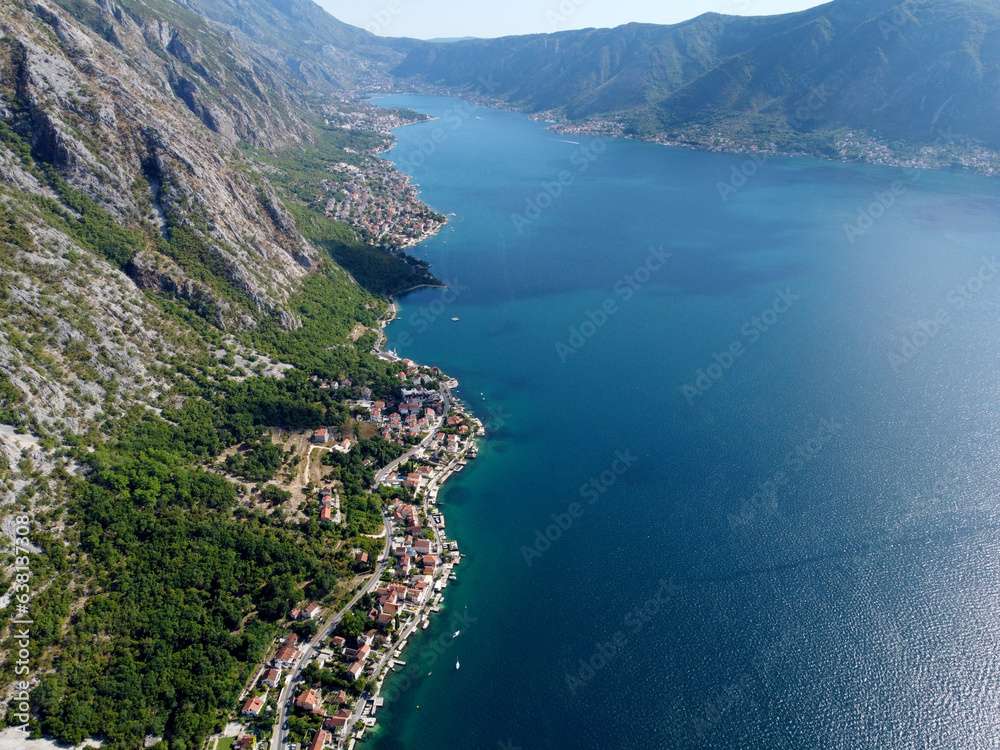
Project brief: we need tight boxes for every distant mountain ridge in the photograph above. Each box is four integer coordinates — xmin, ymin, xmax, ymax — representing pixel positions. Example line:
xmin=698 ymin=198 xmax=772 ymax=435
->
xmin=390 ymin=0 xmax=1000 ymax=161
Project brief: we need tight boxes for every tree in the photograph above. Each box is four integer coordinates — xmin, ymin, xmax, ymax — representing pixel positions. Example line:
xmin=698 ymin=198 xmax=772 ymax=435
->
xmin=338 ymin=609 xmax=368 ymax=641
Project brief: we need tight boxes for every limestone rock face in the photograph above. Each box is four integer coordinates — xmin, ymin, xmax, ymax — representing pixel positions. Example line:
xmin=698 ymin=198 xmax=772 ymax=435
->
xmin=0 ymin=0 xmax=400 ymax=320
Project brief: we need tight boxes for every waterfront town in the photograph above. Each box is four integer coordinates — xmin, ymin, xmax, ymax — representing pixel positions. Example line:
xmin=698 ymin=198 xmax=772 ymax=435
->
xmin=207 ymin=323 xmax=481 ymax=750
xmin=540 ymin=115 xmax=1000 ymax=176
xmin=319 ymin=159 xmax=445 ymax=249
xmin=308 ymin=96 xmax=448 ymax=249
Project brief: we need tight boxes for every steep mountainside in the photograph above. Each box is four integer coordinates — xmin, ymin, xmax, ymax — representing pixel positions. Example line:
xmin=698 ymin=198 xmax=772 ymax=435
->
xmin=0 ymin=0 xmax=440 ymax=746
xmin=393 ymin=0 xmax=1000 ymax=161
xmin=1 ymin=0 xmax=321 ymax=319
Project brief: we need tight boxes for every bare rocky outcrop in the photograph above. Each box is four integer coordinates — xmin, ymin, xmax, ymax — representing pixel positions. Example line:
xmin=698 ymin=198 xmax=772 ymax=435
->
xmin=0 ymin=0 xmax=332 ymax=319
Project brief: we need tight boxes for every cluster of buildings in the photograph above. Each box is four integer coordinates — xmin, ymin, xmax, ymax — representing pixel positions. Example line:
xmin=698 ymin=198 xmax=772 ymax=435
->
xmin=307 ymin=375 xmax=352 ymax=392
xmin=319 ymin=159 xmax=444 ymax=248
xmin=387 ymin=501 xmax=443 ymax=579
xmin=836 ymin=132 xmax=1000 ymax=175
xmin=546 ymin=116 xmax=626 ymax=137
xmin=322 ymin=97 xmax=430 ymax=137
xmin=348 ymin=370 xmax=445 ymax=442
xmin=315 ymin=486 xmax=341 ymax=524
xmin=223 ymin=355 xmax=475 ymax=750
xmin=294 ymin=685 xmax=354 ymax=748
xmin=238 ymin=631 xmax=306 ymax=719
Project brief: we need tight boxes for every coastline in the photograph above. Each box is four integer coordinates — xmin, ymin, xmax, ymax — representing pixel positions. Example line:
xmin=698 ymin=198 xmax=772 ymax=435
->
xmin=266 ymin=299 xmax=480 ymax=750
xmin=320 ymin=105 xmax=478 ymax=747
xmin=218 ymin=284 xmax=478 ymax=750
xmin=375 ymin=86 xmax=1000 ymax=177
xmin=346 ymin=303 xmax=481 ymax=747
xmin=546 ymin=122 xmax=1000 ymax=178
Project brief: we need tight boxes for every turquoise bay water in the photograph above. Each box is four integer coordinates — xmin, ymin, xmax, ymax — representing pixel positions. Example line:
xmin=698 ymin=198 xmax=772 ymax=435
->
xmin=369 ymin=95 xmax=1000 ymax=749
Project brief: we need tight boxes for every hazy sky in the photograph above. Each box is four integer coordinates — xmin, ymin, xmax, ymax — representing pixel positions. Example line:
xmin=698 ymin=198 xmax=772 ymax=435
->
xmin=317 ymin=0 xmax=830 ymax=39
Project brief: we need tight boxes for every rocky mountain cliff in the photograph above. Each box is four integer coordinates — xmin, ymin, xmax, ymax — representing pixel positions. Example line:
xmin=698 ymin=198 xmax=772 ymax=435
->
xmin=4 ymin=0 xmax=331 ymax=319
xmin=0 ymin=0 xmax=428 ymax=436
xmin=0 ymin=0 xmax=426 ymax=744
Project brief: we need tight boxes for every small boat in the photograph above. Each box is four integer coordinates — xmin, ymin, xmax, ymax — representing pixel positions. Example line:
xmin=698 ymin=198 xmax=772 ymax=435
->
xmin=452 ymin=630 xmax=460 ymax=638
xmin=455 ymin=660 xmax=460 ymax=670
xmin=451 ymin=317 xmax=459 ymax=322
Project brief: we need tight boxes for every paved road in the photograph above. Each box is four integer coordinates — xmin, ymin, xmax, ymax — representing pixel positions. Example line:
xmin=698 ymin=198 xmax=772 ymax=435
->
xmin=372 ymin=415 xmax=445 ymax=489
xmin=270 ymin=382 xmax=456 ymax=750
xmin=371 ymin=383 xmax=455 ymax=489
xmin=269 ymin=506 xmax=393 ymax=750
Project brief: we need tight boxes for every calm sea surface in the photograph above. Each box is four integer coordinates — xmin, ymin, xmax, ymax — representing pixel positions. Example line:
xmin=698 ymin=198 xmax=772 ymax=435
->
xmin=368 ymin=94 xmax=1000 ymax=749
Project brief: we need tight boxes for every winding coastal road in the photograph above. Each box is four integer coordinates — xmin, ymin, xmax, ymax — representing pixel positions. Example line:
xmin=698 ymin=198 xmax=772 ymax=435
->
xmin=268 ymin=374 xmax=456 ymax=750
xmin=372 ymin=383 xmax=454 ymax=488
xmin=372 ymin=413 xmax=445 ymax=490
xmin=269 ymin=505 xmax=392 ymax=750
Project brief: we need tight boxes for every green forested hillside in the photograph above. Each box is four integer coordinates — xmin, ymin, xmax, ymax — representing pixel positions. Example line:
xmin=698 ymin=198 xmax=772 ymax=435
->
xmin=0 ymin=0 xmax=438 ymax=745
xmin=393 ymin=0 xmax=1000 ymax=159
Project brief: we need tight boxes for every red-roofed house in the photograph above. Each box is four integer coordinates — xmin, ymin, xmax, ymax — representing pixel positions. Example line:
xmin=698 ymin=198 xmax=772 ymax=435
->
xmin=295 ymin=689 xmax=323 ymax=712
xmin=324 ymin=716 xmax=349 ymax=731
xmin=274 ymin=645 xmax=300 ymax=668
xmin=347 ymin=660 xmax=364 ymax=681
xmin=311 ymin=428 xmax=329 ymax=444
xmin=241 ymin=696 xmax=265 ymax=717
xmin=324 ymin=709 xmax=352 ymax=731
xmin=308 ymin=729 xmax=330 ymax=750
xmin=262 ymin=668 xmax=282 ymax=688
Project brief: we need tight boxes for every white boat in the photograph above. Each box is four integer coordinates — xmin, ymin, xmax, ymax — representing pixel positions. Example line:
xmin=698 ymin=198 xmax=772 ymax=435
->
xmin=455 ymin=659 xmax=460 ymax=669
xmin=452 ymin=630 xmax=460 ymax=638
